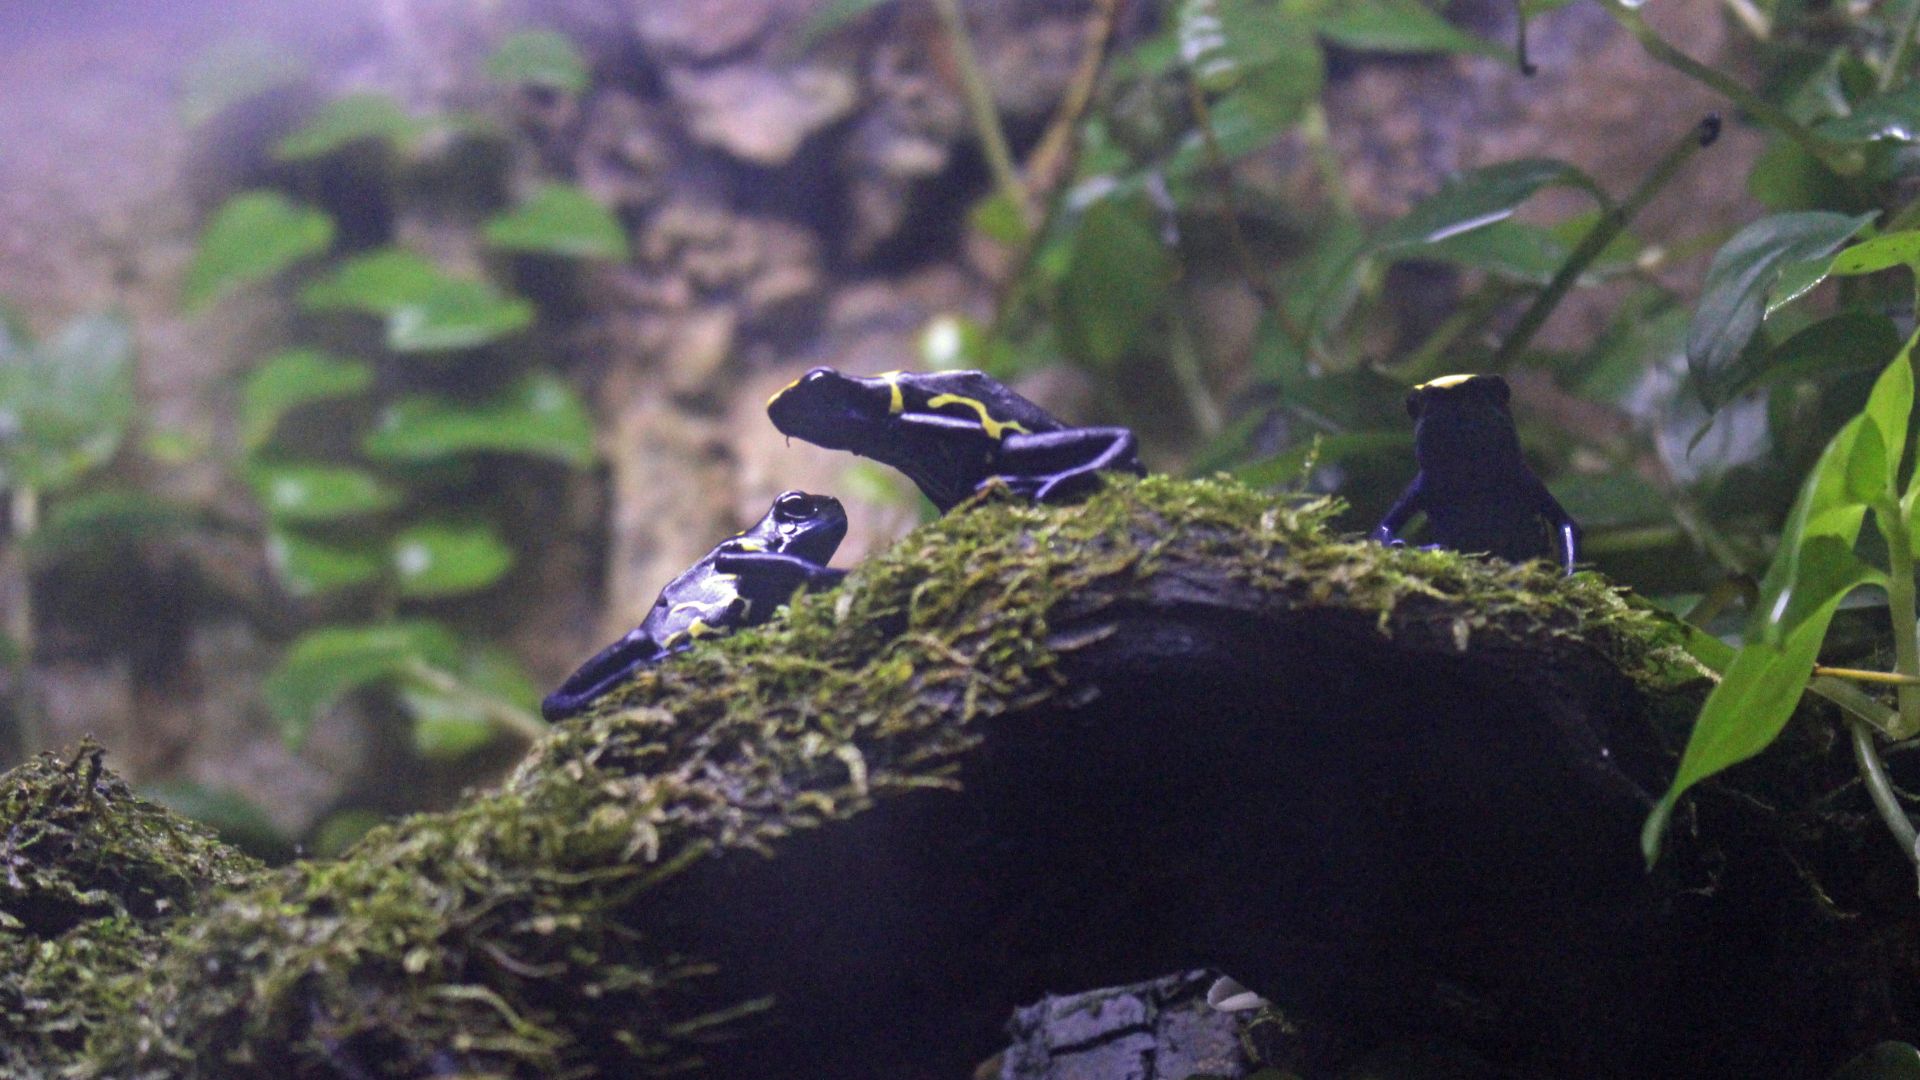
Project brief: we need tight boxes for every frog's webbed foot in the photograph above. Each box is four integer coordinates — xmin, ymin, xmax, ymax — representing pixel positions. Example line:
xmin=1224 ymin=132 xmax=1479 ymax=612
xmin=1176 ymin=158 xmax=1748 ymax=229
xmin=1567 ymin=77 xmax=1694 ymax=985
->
xmin=541 ymin=628 xmax=663 ymax=722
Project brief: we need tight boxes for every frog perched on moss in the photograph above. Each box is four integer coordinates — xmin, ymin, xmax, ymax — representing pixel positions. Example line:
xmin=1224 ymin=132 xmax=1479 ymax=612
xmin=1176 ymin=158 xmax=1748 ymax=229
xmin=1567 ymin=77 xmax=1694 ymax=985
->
xmin=766 ymin=367 xmax=1144 ymax=512
xmin=1374 ymin=373 xmax=1580 ymax=574
xmin=541 ymin=491 xmax=848 ymax=721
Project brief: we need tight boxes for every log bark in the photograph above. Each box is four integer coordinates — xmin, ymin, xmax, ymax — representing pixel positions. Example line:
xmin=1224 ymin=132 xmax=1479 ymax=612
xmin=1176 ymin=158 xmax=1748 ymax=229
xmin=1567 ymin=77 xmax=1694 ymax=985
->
xmin=0 ymin=476 xmax=1906 ymax=1079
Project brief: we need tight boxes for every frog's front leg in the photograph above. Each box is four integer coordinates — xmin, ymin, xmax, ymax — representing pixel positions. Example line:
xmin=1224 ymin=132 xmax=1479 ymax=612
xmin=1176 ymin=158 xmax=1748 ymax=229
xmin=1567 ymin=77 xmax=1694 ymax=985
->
xmin=1532 ymin=482 xmax=1581 ymax=575
xmin=713 ymin=550 xmax=848 ymax=605
xmin=541 ymin=625 xmax=665 ymax=721
xmin=1372 ymin=480 xmax=1425 ymax=547
xmin=988 ymin=427 xmax=1144 ymax=504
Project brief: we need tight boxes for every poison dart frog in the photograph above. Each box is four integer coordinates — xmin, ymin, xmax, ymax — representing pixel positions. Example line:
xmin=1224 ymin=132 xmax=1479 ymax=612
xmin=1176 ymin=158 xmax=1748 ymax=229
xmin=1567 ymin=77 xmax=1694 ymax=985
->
xmin=1374 ymin=373 xmax=1580 ymax=575
xmin=766 ymin=367 xmax=1144 ymax=512
xmin=541 ymin=490 xmax=848 ymax=721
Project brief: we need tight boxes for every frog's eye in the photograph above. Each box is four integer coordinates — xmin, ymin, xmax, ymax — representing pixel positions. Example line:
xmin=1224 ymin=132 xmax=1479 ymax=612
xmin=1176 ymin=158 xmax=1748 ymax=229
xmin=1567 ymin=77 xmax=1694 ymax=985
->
xmin=802 ymin=367 xmax=834 ymax=386
xmin=773 ymin=491 xmax=810 ymax=519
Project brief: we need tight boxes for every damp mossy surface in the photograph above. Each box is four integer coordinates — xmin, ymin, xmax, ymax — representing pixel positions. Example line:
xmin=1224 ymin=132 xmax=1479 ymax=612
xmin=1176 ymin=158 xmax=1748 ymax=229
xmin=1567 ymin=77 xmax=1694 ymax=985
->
xmin=0 ymin=476 xmax=1703 ymax=1077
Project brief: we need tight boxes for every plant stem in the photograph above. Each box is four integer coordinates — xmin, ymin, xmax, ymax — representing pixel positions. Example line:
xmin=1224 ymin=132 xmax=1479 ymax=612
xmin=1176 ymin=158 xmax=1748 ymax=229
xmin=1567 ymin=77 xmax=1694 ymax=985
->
xmin=1878 ymin=497 xmax=1920 ymax=736
xmin=400 ymin=658 xmax=547 ymax=743
xmin=1882 ymin=0 xmax=1920 ymax=94
xmin=1494 ymin=115 xmax=1720 ymax=368
xmin=931 ymin=0 xmax=1025 ymax=213
xmin=1182 ymin=77 xmax=1305 ymax=344
xmin=1600 ymin=0 xmax=1856 ymax=174
xmin=1813 ymin=665 xmax=1920 ymax=686
xmin=1169 ymin=312 xmax=1225 ymax=437
xmin=1849 ymin=718 xmax=1920 ymax=870
xmin=7 ymin=487 xmax=41 ymax=759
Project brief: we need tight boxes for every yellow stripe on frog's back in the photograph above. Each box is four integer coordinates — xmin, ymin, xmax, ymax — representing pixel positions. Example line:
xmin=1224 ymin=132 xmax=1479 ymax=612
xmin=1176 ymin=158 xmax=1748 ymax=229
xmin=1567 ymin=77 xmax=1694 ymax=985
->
xmin=926 ymin=393 xmax=1030 ymax=439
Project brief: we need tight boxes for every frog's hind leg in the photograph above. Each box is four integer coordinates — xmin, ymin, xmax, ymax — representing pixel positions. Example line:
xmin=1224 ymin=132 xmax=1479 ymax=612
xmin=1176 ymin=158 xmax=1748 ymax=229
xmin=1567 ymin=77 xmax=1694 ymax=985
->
xmin=993 ymin=426 xmax=1144 ymax=504
xmin=540 ymin=627 xmax=661 ymax=722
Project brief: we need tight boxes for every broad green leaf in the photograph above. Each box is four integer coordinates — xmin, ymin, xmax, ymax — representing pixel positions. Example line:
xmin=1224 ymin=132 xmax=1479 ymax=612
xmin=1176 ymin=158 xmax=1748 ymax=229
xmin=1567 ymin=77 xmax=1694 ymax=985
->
xmin=275 ymin=93 xmax=426 ymax=160
xmin=25 ymin=490 xmax=196 ymax=566
xmin=362 ymin=372 xmax=596 ymax=467
xmin=399 ymin=645 xmax=541 ymax=758
xmin=1373 ymin=159 xmax=1605 ymax=255
xmin=1179 ymin=0 xmax=1324 ymax=130
xmin=240 ymin=348 xmax=374 ymax=452
xmin=309 ymin=809 xmax=385 ymax=858
xmin=969 ymin=192 xmax=1029 ymax=247
xmin=179 ymin=38 xmax=308 ymax=127
xmin=1831 ymin=1042 xmax=1920 ymax=1080
xmin=263 ymin=621 xmax=462 ymax=746
xmin=484 ymin=30 xmax=590 ymax=95
xmin=1817 ymin=83 xmax=1920 ymax=145
xmin=265 ymin=526 xmax=384 ymax=597
xmin=1646 ymin=341 xmax=1917 ymax=863
xmin=141 ymin=780 xmax=290 ymax=859
xmin=301 ymin=248 xmax=443 ymax=312
xmin=1314 ymin=0 xmax=1505 ymax=58
xmin=483 ymin=183 xmax=629 ymax=260
xmin=1712 ymin=309 xmax=1900 ymax=405
xmin=1757 ymin=336 xmax=1913 ymax=642
xmin=389 ymin=520 xmax=515 ymax=597
xmin=1843 ymin=418 xmax=1891 ymax=504
xmin=0 ymin=313 xmax=137 ymax=492
xmin=1686 ymin=211 xmax=1877 ymax=407
xmin=1059 ymin=196 xmax=1177 ymax=367
xmin=1830 ymin=231 xmax=1920 ymax=276
xmin=1643 ymin=575 xmax=1869 ymax=865
xmin=386 ymin=279 xmax=534 ymax=352
xmin=184 ymin=192 xmax=334 ymax=310
xmin=302 ymin=248 xmax=534 ymax=352
xmin=1416 ymin=219 xmax=1570 ymax=284
xmin=247 ymin=462 xmax=399 ymax=522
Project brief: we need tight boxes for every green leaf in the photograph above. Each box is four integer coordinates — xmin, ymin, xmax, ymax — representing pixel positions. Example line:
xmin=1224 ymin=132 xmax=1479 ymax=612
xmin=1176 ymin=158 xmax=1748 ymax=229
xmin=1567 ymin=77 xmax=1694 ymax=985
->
xmin=184 ymin=192 xmax=334 ymax=310
xmin=1831 ymin=1041 xmax=1920 ymax=1080
xmin=1180 ymin=0 xmax=1324 ymax=129
xmin=247 ymin=462 xmax=399 ymax=522
xmin=1373 ymin=159 xmax=1604 ymax=255
xmin=1844 ymin=417 xmax=1891 ymax=504
xmin=1830 ymin=230 xmax=1920 ymax=277
xmin=399 ymin=646 xmax=540 ymax=759
xmin=362 ymin=372 xmax=596 ymax=467
xmin=240 ymin=348 xmax=374 ymax=452
xmin=301 ymin=248 xmax=534 ymax=352
xmin=1416 ymin=219 xmax=1570 ymax=284
xmin=1642 ymin=578 xmax=1869 ymax=865
xmin=264 ymin=621 xmax=462 ymax=746
xmin=1059 ymin=196 xmax=1178 ymax=367
xmin=275 ymin=93 xmax=426 ymax=160
xmin=1313 ymin=0 xmax=1505 ymax=58
xmin=1711 ymin=309 xmax=1901 ymax=406
xmin=265 ymin=526 xmax=385 ymax=597
xmin=483 ymin=183 xmax=629 ymax=260
xmin=25 ymin=490 xmax=196 ymax=567
xmin=179 ymin=38 xmax=308 ymax=127
xmin=484 ymin=30 xmax=590 ymax=94
xmin=1817 ymin=82 xmax=1920 ymax=145
xmin=389 ymin=520 xmax=515 ymax=597
xmin=1645 ymin=339 xmax=1917 ymax=864
xmin=386 ymin=279 xmax=534 ymax=352
xmin=141 ymin=781 xmax=290 ymax=860
xmin=0 ymin=313 xmax=137 ymax=492
xmin=1685 ymin=211 xmax=1877 ymax=407
xmin=301 ymin=248 xmax=443 ymax=312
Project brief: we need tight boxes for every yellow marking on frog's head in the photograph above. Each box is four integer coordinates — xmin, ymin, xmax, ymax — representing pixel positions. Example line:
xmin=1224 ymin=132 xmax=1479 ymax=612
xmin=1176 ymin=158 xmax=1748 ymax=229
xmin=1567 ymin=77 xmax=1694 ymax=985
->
xmin=766 ymin=376 xmax=804 ymax=409
xmin=685 ymin=618 xmax=720 ymax=639
xmin=1417 ymin=373 xmax=1479 ymax=391
xmin=667 ymin=600 xmax=709 ymax=617
xmin=926 ymin=392 xmax=1030 ymax=440
xmin=731 ymin=538 xmax=766 ymax=552
xmin=879 ymin=370 xmax=906 ymax=415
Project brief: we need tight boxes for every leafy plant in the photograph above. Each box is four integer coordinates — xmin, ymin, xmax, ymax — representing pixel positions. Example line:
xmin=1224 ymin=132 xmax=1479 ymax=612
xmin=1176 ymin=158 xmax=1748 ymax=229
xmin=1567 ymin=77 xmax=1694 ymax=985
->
xmin=186 ymin=31 xmax=618 ymax=766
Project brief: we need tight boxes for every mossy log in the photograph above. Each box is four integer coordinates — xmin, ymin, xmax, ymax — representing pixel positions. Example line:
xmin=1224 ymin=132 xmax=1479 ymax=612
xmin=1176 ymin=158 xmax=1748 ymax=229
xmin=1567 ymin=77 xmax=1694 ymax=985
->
xmin=0 ymin=476 xmax=1910 ymax=1078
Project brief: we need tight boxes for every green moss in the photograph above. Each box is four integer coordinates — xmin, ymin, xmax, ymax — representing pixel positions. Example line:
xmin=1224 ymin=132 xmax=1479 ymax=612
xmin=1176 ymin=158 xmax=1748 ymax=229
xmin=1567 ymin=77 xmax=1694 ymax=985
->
xmin=0 ymin=476 xmax=1698 ymax=1077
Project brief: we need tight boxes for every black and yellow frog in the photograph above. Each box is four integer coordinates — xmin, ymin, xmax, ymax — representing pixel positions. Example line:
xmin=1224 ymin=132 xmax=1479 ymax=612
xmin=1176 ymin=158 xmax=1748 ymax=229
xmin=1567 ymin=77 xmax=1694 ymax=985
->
xmin=1374 ymin=373 xmax=1580 ymax=574
xmin=541 ymin=490 xmax=848 ymax=721
xmin=766 ymin=367 xmax=1144 ymax=512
